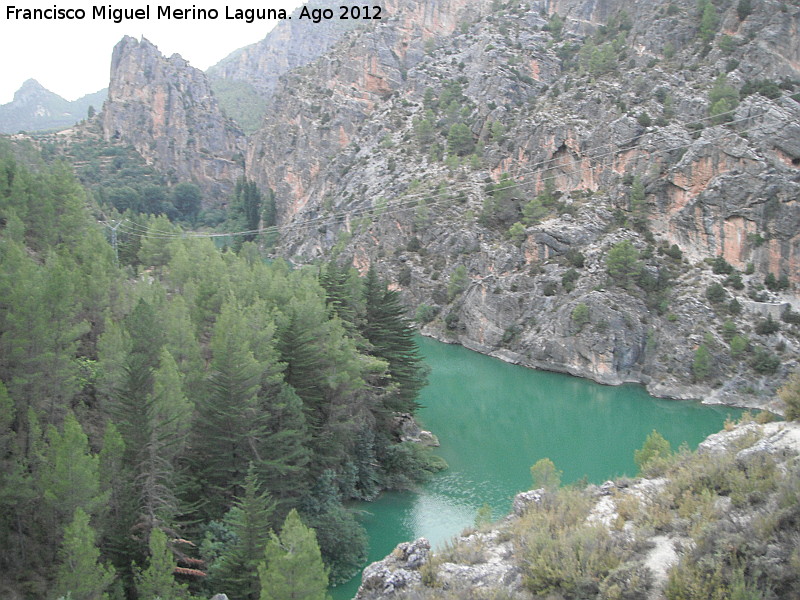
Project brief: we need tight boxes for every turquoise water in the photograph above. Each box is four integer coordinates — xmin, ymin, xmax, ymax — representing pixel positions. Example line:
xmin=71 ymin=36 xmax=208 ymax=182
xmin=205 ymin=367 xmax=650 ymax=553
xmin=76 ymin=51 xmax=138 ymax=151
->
xmin=331 ymin=336 xmax=741 ymax=599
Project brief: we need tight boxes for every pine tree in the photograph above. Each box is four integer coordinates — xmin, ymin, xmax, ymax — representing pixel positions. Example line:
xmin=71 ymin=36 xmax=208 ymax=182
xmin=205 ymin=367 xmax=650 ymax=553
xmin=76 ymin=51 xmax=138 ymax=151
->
xmin=362 ymin=267 xmax=426 ymax=413
xmin=258 ymin=384 xmax=312 ymax=509
xmin=135 ymin=528 xmax=187 ymax=600
xmin=39 ymin=412 xmax=104 ymax=545
xmin=138 ymin=349 xmax=192 ymax=526
xmin=212 ymin=465 xmax=276 ymax=599
xmin=97 ymin=422 xmax=139 ymax=583
xmin=277 ymin=305 xmax=328 ymax=427
xmin=258 ymin=510 xmax=329 ymax=600
xmin=629 ymin=176 xmax=647 ymax=228
xmin=605 ymin=240 xmax=642 ymax=289
xmin=319 ymin=260 xmax=361 ymax=327
xmin=54 ymin=508 xmax=116 ymax=600
xmin=194 ymin=300 xmax=268 ymax=517
xmin=109 ymin=300 xmax=189 ymax=539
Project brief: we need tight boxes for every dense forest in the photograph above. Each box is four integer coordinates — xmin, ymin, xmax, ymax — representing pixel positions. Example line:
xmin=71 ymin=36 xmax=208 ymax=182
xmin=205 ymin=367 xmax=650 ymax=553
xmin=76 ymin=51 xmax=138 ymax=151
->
xmin=0 ymin=140 xmax=442 ymax=599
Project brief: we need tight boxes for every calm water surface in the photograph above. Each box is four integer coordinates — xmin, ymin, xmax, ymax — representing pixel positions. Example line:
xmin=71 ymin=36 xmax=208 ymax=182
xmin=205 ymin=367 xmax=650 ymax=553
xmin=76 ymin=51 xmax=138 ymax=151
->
xmin=331 ymin=336 xmax=741 ymax=599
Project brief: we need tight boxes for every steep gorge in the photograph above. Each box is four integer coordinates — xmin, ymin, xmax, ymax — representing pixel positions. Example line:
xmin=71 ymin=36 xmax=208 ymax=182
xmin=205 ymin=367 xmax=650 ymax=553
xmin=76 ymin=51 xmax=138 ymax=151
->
xmin=98 ymin=0 xmax=800 ymax=411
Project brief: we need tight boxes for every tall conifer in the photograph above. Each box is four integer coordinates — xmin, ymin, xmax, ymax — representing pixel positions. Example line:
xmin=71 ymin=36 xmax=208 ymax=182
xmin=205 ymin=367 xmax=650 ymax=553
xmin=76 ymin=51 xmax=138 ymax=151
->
xmin=258 ymin=510 xmax=329 ymax=600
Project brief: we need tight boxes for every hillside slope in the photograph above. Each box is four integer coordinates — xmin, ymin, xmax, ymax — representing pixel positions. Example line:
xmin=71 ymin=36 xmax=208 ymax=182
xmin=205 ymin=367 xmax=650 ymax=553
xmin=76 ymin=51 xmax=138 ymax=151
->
xmin=92 ymin=0 xmax=800 ymax=409
xmin=0 ymin=80 xmax=105 ymax=133
xmin=245 ymin=0 xmax=800 ymax=408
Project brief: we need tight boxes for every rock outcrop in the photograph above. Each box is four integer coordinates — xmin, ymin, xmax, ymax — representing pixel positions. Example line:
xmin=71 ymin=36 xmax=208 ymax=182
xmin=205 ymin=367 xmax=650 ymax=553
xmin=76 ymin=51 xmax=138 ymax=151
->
xmin=102 ymin=36 xmax=246 ymax=201
xmin=207 ymin=0 xmax=359 ymax=100
xmin=355 ymin=420 xmax=800 ymax=599
xmin=91 ymin=0 xmax=799 ymax=407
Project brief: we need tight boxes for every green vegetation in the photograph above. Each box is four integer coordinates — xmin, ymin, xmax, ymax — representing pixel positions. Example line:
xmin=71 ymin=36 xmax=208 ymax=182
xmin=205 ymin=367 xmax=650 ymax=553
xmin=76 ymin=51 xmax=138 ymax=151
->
xmin=708 ymin=74 xmax=739 ymax=124
xmin=605 ymin=240 xmax=642 ymax=288
xmin=779 ymin=369 xmax=800 ymax=420
xmin=0 ymin=143 xmax=434 ymax=597
xmin=737 ymin=0 xmax=753 ymax=20
xmin=530 ymin=458 xmax=562 ymax=491
xmin=692 ymin=344 xmax=712 ymax=381
xmin=447 ymin=265 xmax=469 ymax=301
xmin=571 ymin=303 xmax=590 ymax=329
xmin=210 ymin=78 xmax=268 ymax=134
xmin=633 ymin=429 xmax=672 ymax=475
xmin=258 ymin=510 xmax=330 ymax=600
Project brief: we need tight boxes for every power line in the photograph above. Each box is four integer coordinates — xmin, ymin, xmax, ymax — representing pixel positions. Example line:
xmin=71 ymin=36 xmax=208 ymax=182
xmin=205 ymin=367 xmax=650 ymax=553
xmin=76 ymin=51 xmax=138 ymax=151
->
xmin=109 ymin=106 xmax=778 ymax=245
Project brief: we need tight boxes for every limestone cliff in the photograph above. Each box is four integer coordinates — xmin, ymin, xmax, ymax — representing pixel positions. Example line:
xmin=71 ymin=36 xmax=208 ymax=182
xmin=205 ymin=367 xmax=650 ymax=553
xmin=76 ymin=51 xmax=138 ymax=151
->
xmin=207 ymin=0 xmax=359 ymax=100
xmin=102 ymin=36 xmax=246 ymax=201
xmin=244 ymin=0 xmax=799 ymax=408
xmin=93 ymin=0 xmax=799 ymax=406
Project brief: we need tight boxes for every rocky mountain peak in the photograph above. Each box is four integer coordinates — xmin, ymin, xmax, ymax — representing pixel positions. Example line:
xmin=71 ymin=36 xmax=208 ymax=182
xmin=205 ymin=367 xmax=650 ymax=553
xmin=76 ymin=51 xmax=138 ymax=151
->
xmin=14 ymin=79 xmax=49 ymax=100
xmin=0 ymin=79 xmax=106 ymax=134
xmin=102 ymin=35 xmax=246 ymax=201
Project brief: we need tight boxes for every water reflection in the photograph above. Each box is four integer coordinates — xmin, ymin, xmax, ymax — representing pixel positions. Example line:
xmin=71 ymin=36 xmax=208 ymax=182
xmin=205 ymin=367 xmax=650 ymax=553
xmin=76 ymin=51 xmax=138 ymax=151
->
xmin=330 ymin=337 xmax=741 ymax=600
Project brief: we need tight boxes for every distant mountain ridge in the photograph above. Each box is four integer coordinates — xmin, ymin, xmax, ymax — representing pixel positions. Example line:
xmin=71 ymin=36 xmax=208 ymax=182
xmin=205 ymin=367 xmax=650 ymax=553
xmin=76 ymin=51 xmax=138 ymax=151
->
xmin=0 ymin=79 xmax=106 ymax=133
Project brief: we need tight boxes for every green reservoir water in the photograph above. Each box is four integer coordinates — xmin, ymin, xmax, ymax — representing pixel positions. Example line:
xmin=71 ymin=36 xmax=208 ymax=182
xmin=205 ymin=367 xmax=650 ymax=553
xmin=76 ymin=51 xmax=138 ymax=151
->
xmin=332 ymin=336 xmax=741 ymax=599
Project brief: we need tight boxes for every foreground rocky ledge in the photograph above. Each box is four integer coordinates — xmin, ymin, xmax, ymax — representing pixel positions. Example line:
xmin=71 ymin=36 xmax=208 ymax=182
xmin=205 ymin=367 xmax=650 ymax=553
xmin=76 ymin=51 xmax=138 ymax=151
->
xmin=355 ymin=420 xmax=800 ymax=600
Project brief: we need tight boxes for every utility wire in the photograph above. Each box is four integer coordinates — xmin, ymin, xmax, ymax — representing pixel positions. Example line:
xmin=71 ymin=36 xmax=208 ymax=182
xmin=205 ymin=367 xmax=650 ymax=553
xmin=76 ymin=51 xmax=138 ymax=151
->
xmin=113 ymin=110 xmax=773 ymax=243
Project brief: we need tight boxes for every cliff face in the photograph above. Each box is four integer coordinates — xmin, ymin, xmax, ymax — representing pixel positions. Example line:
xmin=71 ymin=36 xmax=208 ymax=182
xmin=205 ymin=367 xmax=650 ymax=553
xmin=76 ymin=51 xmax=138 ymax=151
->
xmin=244 ymin=0 xmax=799 ymax=407
xmin=93 ymin=0 xmax=799 ymax=405
xmin=102 ymin=36 xmax=246 ymax=201
xmin=247 ymin=0 xmax=494 ymax=218
xmin=207 ymin=0 xmax=359 ymax=100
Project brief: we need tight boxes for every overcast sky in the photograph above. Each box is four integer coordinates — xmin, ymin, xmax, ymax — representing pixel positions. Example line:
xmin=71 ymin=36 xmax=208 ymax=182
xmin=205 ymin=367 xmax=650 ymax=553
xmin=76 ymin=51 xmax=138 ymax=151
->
xmin=1 ymin=0 xmax=305 ymax=103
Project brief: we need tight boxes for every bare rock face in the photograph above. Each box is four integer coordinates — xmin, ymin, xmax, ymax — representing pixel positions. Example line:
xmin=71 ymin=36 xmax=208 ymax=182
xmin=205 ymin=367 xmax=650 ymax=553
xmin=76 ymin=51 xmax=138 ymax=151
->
xmin=243 ymin=0 xmax=799 ymax=406
xmin=246 ymin=0 xmax=495 ymax=220
xmin=207 ymin=0 xmax=359 ymax=99
xmin=102 ymin=36 xmax=246 ymax=201
xmin=356 ymin=538 xmax=431 ymax=599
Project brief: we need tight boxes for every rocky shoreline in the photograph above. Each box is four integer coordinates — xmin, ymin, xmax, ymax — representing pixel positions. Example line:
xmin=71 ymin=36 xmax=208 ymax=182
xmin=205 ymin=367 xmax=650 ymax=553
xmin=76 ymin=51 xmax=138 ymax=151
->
xmin=354 ymin=420 xmax=800 ymax=599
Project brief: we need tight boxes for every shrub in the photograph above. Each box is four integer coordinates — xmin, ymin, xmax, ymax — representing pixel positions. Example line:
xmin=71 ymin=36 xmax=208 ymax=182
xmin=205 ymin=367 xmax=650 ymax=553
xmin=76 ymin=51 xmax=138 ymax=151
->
xmin=692 ymin=344 xmax=712 ymax=380
xmin=721 ymin=320 xmax=737 ymax=341
xmin=730 ymin=335 xmax=749 ymax=359
xmin=415 ymin=304 xmax=438 ymax=324
xmin=782 ymin=306 xmax=800 ymax=325
xmin=711 ymin=256 xmax=734 ymax=274
xmin=750 ymin=347 xmax=780 ymax=374
xmin=508 ymin=221 xmax=527 ymax=245
xmin=562 ymin=269 xmax=580 ymax=292
xmin=737 ymin=0 xmax=752 ymax=20
xmin=778 ymin=369 xmax=800 ymax=420
xmin=754 ymin=315 xmax=779 ymax=335
xmin=706 ymin=283 xmax=727 ymax=304
xmin=566 ymin=249 xmax=586 ymax=268
xmin=531 ymin=458 xmax=562 ymax=490
xmin=725 ymin=272 xmax=744 ymax=290
xmin=634 ymin=430 xmax=673 ymax=475
xmin=447 ymin=265 xmax=468 ymax=301
xmin=663 ymin=244 xmax=683 ymax=260
xmin=571 ymin=303 xmax=590 ymax=329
